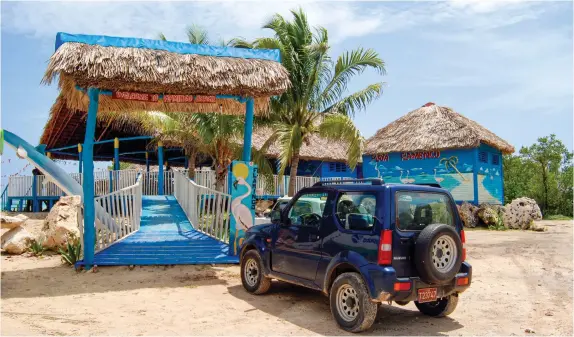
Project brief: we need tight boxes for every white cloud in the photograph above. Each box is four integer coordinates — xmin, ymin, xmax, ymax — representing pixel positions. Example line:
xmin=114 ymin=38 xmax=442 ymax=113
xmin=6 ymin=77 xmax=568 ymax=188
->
xmin=1 ymin=1 xmax=385 ymax=45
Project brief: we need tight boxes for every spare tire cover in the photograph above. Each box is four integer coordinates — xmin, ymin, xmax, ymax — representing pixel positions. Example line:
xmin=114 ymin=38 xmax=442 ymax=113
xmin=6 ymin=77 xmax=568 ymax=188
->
xmin=414 ymin=224 xmax=463 ymax=284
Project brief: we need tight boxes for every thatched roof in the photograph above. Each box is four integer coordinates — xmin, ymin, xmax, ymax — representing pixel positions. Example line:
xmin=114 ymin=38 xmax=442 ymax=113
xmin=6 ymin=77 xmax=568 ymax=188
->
xmin=40 ymin=96 xmax=183 ymax=164
xmin=365 ymin=102 xmax=515 ymax=155
xmin=42 ymin=33 xmax=290 ymax=115
xmin=251 ymin=127 xmax=353 ymax=163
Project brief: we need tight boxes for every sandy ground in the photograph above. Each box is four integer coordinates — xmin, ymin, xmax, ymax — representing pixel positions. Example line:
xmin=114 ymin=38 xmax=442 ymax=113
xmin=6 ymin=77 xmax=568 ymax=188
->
xmin=1 ymin=220 xmax=572 ymax=336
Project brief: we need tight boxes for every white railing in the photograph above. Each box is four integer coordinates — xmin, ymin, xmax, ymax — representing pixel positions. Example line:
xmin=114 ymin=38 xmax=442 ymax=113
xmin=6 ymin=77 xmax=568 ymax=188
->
xmin=91 ymin=174 xmax=143 ymax=252
xmin=7 ymin=176 xmax=34 ymax=196
xmin=141 ymin=170 xmax=174 ymax=195
xmin=173 ymin=170 xmax=231 ymax=243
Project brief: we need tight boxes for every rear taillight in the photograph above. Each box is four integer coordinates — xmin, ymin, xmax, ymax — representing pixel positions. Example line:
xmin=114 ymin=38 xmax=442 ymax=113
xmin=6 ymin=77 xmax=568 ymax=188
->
xmin=460 ymin=230 xmax=466 ymax=261
xmin=378 ymin=230 xmax=392 ymax=265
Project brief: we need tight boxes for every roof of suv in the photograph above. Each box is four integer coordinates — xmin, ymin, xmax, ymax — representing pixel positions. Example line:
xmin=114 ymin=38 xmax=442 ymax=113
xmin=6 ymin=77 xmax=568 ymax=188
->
xmin=309 ymin=180 xmax=449 ymax=194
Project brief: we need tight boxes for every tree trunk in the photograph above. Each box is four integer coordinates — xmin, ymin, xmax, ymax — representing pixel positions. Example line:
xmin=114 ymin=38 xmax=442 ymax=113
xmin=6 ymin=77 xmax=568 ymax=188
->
xmin=187 ymin=149 xmax=197 ymax=179
xmin=287 ymin=149 xmax=301 ymax=197
xmin=215 ymin=167 xmax=227 ymax=193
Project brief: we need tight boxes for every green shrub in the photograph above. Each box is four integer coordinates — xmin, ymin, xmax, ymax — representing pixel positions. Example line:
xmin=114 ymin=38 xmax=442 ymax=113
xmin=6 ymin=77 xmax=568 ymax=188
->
xmin=544 ymin=214 xmax=573 ymax=220
xmin=58 ymin=234 xmax=82 ymax=266
xmin=28 ymin=239 xmax=46 ymax=256
xmin=488 ymin=209 xmax=507 ymax=231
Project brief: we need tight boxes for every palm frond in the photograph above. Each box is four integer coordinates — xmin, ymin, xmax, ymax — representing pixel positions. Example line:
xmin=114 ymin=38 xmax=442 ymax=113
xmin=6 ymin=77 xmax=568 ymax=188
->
xmin=318 ymin=114 xmax=364 ymax=169
xmin=321 ymin=83 xmax=384 ymax=117
xmin=186 ymin=24 xmax=210 ymax=45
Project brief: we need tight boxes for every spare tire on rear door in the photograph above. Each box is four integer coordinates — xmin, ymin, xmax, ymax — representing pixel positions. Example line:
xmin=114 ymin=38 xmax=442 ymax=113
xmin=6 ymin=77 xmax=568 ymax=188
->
xmin=414 ymin=224 xmax=463 ymax=284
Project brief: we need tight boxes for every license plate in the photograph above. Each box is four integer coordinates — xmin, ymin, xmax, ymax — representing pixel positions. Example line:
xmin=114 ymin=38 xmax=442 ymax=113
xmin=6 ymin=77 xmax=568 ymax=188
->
xmin=417 ymin=288 xmax=438 ymax=303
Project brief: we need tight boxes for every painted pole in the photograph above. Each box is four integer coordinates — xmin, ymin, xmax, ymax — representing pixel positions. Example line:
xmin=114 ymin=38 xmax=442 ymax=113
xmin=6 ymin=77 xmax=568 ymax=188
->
xmin=242 ymin=97 xmax=254 ymax=161
xmin=114 ymin=138 xmax=120 ymax=171
xmin=83 ymin=87 xmax=100 ymax=269
xmin=78 ymin=143 xmax=83 ymax=174
xmin=32 ymin=175 xmax=38 ymax=212
xmin=158 ymin=141 xmax=164 ymax=195
xmin=145 ymin=152 xmax=150 ymax=172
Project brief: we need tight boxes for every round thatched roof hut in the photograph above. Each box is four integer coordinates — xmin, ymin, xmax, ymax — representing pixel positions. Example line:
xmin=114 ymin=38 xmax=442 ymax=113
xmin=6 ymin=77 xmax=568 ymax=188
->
xmin=363 ymin=102 xmax=514 ymax=205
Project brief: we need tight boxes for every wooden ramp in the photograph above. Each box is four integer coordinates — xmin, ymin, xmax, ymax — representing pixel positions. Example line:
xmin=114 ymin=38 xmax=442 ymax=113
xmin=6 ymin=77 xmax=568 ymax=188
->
xmin=91 ymin=196 xmax=239 ymax=266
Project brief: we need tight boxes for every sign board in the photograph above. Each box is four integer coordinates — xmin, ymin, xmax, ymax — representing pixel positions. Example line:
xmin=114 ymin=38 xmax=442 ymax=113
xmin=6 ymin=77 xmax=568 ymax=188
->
xmin=228 ymin=161 xmax=257 ymax=256
xmin=112 ymin=91 xmax=217 ymax=104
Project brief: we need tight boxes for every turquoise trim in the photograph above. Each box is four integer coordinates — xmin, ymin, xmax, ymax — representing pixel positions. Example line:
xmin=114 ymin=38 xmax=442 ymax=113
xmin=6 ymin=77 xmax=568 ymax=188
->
xmin=242 ymin=98 xmax=255 ymax=161
xmin=83 ymin=87 xmax=100 ymax=269
xmin=56 ymin=32 xmax=281 ymax=62
xmin=48 ymin=136 xmax=152 ymax=152
xmin=158 ymin=145 xmax=164 ymax=195
xmin=32 ymin=176 xmax=38 ymax=212
xmin=75 ymin=85 xmax=247 ymax=102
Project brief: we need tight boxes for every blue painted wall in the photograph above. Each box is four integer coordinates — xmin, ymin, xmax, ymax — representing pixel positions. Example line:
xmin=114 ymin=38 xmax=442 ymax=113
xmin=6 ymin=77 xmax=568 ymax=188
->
xmin=281 ymin=160 xmax=359 ymax=178
xmin=362 ymin=145 xmax=504 ymax=204
xmin=475 ymin=144 xmax=503 ymax=204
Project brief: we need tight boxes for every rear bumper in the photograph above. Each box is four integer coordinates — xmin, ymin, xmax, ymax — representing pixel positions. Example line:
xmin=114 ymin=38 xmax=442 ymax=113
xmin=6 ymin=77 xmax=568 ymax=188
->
xmin=361 ymin=261 xmax=472 ymax=302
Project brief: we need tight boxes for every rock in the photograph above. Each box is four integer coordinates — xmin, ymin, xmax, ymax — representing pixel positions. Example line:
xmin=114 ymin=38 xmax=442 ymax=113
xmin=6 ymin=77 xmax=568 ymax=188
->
xmin=477 ymin=203 xmax=501 ymax=226
xmin=1 ymin=226 xmax=34 ymax=254
xmin=1 ymin=214 xmax=28 ymax=230
xmin=255 ymin=200 xmax=274 ymax=216
xmin=43 ymin=195 xmax=82 ymax=250
xmin=525 ymin=328 xmax=535 ymax=334
xmin=458 ymin=202 xmax=479 ymax=228
xmin=503 ymin=197 xmax=542 ymax=230
xmin=530 ymin=222 xmax=548 ymax=232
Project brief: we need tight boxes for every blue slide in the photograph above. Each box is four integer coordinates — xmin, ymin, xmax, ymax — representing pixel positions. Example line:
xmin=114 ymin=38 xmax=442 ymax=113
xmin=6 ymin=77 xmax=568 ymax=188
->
xmin=2 ymin=129 xmax=83 ymax=195
xmin=2 ymin=129 xmax=117 ymax=232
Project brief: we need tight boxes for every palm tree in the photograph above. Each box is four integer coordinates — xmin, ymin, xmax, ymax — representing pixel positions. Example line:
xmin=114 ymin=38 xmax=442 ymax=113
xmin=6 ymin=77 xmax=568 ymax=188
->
xmin=138 ymin=111 xmax=275 ymax=192
xmin=233 ymin=9 xmax=386 ymax=196
xmin=158 ymin=24 xmax=241 ymax=46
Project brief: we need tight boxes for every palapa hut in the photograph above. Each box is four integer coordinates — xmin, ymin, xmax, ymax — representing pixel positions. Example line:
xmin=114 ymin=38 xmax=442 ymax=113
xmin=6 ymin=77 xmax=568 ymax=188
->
xmin=251 ymin=126 xmax=361 ymax=178
xmin=362 ymin=102 xmax=514 ymax=204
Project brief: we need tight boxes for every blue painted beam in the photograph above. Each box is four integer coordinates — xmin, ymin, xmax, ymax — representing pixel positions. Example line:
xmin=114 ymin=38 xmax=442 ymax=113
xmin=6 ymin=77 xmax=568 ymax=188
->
xmin=83 ymin=87 xmax=99 ymax=270
xmin=78 ymin=144 xmax=83 ymax=174
xmin=56 ymin=32 xmax=281 ymax=62
xmin=242 ymin=97 xmax=255 ymax=161
xmin=48 ymin=136 xmax=153 ymax=152
xmin=75 ymin=86 xmax=248 ymax=103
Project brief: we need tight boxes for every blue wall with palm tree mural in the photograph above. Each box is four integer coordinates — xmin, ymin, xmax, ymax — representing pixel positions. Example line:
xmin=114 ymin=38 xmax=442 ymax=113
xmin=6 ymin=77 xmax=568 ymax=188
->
xmin=362 ymin=144 xmax=504 ymax=204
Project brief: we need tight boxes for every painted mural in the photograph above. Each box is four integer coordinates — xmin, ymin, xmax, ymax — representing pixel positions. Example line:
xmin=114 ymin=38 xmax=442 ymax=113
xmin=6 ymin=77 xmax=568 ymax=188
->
xmin=476 ymin=144 xmax=503 ymax=204
xmin=229 ymin=161 xmax=257 ymax=255
xmin=362 ymin=146 xmax=504 ymax=204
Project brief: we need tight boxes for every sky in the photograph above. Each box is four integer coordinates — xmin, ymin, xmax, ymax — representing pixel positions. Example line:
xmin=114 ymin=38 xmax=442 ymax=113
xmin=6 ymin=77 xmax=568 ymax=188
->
xmin=1 ymin=0 xmax=572 ymax=186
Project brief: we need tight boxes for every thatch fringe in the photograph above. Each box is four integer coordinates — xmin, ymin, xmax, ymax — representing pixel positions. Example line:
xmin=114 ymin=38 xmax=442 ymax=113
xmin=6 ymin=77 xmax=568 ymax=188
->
xmin=250 ymin=126 xmax=353 ymax=162
xmin=56 ymin=76 xmax=271 ymax=116
xmin=365 ymin=103 xmax=515 ymax=155
xmin=43 ymin=42 xmax=290 ymax=98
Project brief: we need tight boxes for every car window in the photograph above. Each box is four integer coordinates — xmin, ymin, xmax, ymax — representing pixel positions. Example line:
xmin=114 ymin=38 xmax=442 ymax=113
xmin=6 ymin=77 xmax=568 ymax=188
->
xmin=396 ymin=191 xmax=455 ymax=230
xmin=335 ymin=192 xmax=376 ymax=231
xmin=287 ymin=192 xmax=328 ymax=228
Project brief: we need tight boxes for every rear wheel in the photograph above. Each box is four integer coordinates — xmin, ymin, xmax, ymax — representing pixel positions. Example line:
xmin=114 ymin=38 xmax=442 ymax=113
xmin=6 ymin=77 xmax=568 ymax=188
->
xmin=329 ymin=272 xmax=378 ymax=333
xmin=415 ymin=294 xmax=458 ymax=317
xmin=241 ymin=250 xmax=271 ymax=295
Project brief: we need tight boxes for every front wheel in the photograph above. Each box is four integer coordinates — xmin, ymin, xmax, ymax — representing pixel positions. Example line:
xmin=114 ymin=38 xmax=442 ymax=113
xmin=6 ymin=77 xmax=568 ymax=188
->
xmin=240 ymin=250 xmax=271 ymax=295
xmin=415 ymin=294 xmax=459 ymax=317
xmin=329 ymin=272 xmax=378 ymax=333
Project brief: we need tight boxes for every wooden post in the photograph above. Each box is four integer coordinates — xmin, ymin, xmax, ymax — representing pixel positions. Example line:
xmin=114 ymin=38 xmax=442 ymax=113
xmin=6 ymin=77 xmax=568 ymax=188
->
xmin=83 ymin=87 xmax=99 ymax=269
xmin=114 ymin=137 xmax=120 ymax=170
xmin=158 ymin=141 xmax=164 ymax=195
xmin=145 ymin=152 xmax=150 ymax=173
xmin=242 ymin=97 xmax=254 ymax=161
xmin=78 ymin=143 xmax=83 ymax=174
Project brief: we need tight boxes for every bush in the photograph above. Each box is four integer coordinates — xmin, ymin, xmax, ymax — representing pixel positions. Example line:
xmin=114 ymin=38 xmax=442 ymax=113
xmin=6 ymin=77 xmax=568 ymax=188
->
xmin=28 ymin=238 xmax=46 ymax=256
xmin=58 ymin=233 xmax=82 ymax=266
xmin=544 ymin=214 xmax=573 ymax=220
xmin=488 ymin=208 xmax=507 ymax=231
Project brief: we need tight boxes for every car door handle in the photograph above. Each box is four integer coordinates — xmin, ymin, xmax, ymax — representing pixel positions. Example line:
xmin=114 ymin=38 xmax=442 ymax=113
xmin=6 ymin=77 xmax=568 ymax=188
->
xmin=400 ymin=237 xmax=410 ymax=242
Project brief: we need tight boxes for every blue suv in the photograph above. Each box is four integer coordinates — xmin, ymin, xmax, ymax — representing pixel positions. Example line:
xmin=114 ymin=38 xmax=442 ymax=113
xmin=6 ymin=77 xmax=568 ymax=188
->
xmin=239 ymin=179 xmax=471 ymax=332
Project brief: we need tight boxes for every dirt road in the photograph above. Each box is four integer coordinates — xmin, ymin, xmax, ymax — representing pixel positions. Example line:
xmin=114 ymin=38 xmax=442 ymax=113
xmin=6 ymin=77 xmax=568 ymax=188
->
xmin=2 ymin=220 xmax=572 ymax=335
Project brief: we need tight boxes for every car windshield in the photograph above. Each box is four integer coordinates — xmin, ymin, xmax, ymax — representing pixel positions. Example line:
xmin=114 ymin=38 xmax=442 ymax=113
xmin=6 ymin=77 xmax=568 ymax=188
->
xmin=396 ymin=191 xmax=455 ymax=230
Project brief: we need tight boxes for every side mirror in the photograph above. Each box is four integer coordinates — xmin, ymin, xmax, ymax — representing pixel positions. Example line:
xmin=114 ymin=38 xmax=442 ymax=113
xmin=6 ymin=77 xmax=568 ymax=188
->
xmin=270 ymin=210 xmax=282 ymax=223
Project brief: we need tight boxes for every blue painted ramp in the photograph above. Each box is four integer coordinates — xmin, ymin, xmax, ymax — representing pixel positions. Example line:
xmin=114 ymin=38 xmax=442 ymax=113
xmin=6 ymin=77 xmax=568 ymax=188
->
xmin=92 ymin=196 xmax=239 ymax=266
